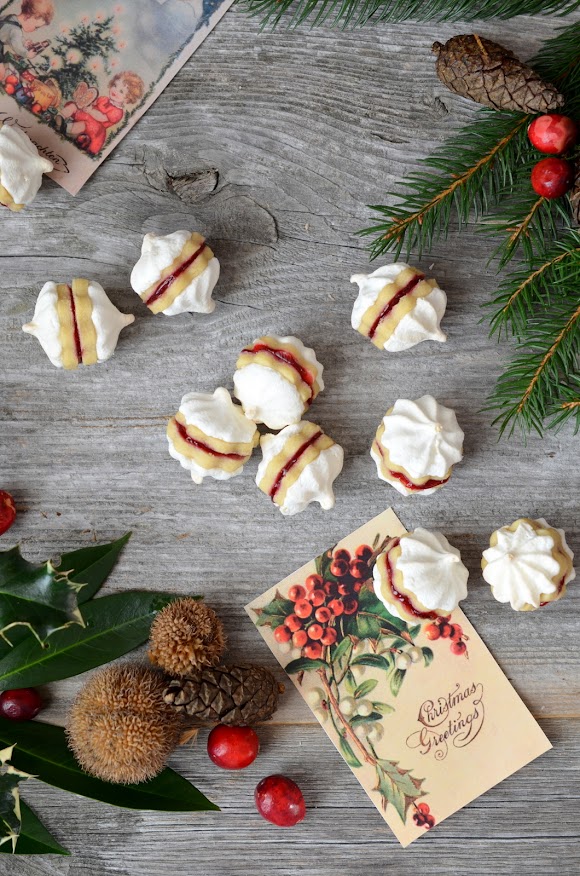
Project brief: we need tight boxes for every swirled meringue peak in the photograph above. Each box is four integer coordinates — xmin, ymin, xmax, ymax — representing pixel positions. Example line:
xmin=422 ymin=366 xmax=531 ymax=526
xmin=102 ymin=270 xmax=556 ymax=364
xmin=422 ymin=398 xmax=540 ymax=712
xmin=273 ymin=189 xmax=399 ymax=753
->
xmin=0 ymin=123 xmax=53 ymax=211
xmin=482 ymin=517 xmax=575 ymax=611
xmin=131 ymin=230 xmax=219 ymax=316
xmin=167 ymin=387 xmax=259 ymax=485
xmin=233 ymin=335 xmax=324 ymax=430
xmin=350 ymin=262 xmax=447 ymax=352
xmin=373 ymin=528 xmax=469 ymax=622
xmin=22 ymin=279 xmax=134 ymax=369
xmin=371 ymin=394 xmax=464 ymax=496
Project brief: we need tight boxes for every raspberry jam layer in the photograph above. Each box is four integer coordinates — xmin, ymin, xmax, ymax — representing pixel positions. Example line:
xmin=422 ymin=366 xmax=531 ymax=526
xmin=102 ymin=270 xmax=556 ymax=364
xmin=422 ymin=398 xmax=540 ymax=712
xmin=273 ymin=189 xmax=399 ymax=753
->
xmin=385 ymin=539 xmax=438 ymax=621
xmin=388 ymin=467 xmax=449 ymax=492
xmin=247 ymin=343 xmax=315 ymax=402
xmin=68 ymin=285 xmax=83 ymax=364
xmin=175 ymin=419 xmax=246 ymax=460
xmin=368 ymin=272 xmax=424 ymax=340
xmin=270 ymin=430 xmax=322 ymax=499
xmin=146 ymin=242 xmax=207 ymax=307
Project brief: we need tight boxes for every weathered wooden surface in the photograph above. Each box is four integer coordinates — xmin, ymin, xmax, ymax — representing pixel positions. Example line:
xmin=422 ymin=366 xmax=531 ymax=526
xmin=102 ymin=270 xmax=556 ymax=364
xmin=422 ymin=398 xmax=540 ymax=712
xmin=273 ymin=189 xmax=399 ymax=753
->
xmin=1 ymin=8 xmax=579 ymax=874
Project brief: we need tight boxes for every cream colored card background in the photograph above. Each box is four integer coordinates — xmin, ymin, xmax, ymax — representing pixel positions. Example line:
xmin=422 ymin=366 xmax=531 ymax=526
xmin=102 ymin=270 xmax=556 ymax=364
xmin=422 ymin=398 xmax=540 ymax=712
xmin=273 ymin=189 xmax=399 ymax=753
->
xmin=246 ymin=509 xmax=551 ymax=847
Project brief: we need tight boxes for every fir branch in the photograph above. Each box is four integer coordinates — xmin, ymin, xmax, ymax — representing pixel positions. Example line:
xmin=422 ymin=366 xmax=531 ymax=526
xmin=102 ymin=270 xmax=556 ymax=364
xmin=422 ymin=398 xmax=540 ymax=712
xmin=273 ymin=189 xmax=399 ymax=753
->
xmin=241 ymin=0 xmax=580 ymax=30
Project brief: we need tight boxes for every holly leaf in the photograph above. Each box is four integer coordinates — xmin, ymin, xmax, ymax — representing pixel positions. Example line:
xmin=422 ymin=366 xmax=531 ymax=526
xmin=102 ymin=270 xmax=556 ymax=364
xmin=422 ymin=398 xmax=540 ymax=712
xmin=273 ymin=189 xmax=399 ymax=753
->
xmin=422 ymin=647 xmax=434 ymax=667
xmin=374 ymin=759 xmax=424 ymax=822
xmin=254 ymin=591 xmax=294 ymax=628
xmin=354 ymin=678 xmax=378 ymax=699
xmin=0 ymin=745 xmax=33 ymax=853
xmin=351 ymin=653 xmax=391 ymax=671
xmin=57 ymin=532 xmax=131 ymax=603
xmin=284 ymin=657 xmax=327 ymax=674
xmin=0 ymin=547 xmax=84 ymax=648
xmin=1 ymin=801 xmax=70 ymax=855
xmin=338 ymin=735 xmax=362 ymax=769
xmin=390 ymin=668 xmax=406 ymax=697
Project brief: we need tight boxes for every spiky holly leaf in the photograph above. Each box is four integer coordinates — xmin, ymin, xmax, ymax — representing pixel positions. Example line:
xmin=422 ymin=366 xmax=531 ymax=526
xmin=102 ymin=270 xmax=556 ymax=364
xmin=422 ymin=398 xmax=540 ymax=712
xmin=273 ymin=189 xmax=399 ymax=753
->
xmin=374 ymin=758 xmax=424 ymax=822
xmin=0 ymin=547 xmax=84 ymax=647
xmin=0 ymin=745 xmax=33 ymax=852
xmin=253 ymin=590 xmax=294 ymax=628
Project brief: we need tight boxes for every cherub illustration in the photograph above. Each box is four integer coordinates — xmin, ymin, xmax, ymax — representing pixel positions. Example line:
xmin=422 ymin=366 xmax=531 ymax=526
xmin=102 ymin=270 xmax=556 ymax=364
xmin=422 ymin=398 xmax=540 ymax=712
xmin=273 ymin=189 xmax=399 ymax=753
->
xmin=0 ymin=0 xmax=54 ymax=83
xmin=59 ymin=70 xmax=145 ymax=155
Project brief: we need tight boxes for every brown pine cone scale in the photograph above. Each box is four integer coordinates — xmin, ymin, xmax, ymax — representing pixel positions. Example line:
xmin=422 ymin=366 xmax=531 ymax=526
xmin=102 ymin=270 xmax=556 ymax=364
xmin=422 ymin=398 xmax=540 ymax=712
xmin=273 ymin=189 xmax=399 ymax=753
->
xmin=163 ymin=664 xmax=282 ymax=725
xmin=433 ymin=35 xmax=564 ymax=114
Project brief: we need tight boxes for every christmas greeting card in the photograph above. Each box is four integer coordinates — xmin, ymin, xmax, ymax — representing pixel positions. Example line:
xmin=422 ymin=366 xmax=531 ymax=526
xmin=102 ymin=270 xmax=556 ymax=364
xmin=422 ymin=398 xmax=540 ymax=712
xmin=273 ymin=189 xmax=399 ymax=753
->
xmin=0 ymin=0 xmax=233 ymax=193
xmin=246 ymin=509 xmax=552 ymax=846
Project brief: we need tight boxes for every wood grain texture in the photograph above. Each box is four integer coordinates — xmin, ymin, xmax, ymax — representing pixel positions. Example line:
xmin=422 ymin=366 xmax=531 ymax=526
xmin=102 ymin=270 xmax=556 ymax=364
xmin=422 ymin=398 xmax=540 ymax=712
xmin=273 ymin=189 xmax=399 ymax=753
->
xmin=1 ymin=8 xmax=579 ymax=873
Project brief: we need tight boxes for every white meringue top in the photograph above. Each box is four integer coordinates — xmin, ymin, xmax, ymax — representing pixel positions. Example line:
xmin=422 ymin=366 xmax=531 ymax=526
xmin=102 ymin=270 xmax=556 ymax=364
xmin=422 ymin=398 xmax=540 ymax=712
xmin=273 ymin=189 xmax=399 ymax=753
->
xmin=350 ymin=263 xmax=447 ymax=352
xmin=380 ymin=395 xmax=464 ymax=480
xmin=0 ymin=124 xmax=53 ymax=206
xmin=22 ymin=281 xmax=134 ymax=368
xmin=395 ymin=528 xmax=468 ymax=612
xmin=256 ymin=423 xmax=343 ymax=517
xmin=482 ymin=518 xmax=576 ymax=611
xmin=233 ymin=336 xmax=324 ymax=431
xmin=130 ymin=230 xmax=219 ymax=316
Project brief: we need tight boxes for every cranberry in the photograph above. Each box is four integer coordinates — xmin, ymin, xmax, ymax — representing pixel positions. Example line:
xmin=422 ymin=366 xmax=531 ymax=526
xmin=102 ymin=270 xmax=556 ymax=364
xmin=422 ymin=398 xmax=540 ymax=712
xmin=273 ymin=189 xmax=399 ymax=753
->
xmin=308 ymin=589 xmax=326 ymax=607
xmin=355 ymin=544 xmax=373 ymax=562
xmin=304 ymin=642 xmax=323 ymax=659
xmin=207 ymin=724 xmax=259 ymax=770
xmin=0 ymin=491 xmax=16 ymax=536
xmin=528 ymin=114 xmax=577 ymax=155
xmin=255 ymin=775 xmax=306 ymax=827
xmin=450 ymin=640 xmax=467 ymax=656
xmin=285 ymin=614 xmax=302 ymax=633
xmin=350 ymin=560 xmax=369 ymax=580
xmin=292 ymin=630 xmax=307 ymax=648
xmin=304 ymin=574 xmax=323 ymax=592
xmin=333 ymin=549 xmax=351 ymax=563
xmin=320 ymin=627 xmax=337 ymax=646
xmin=307 ymin=623 xmax=323 ymax=640
xmin=327 ymin=598 xmax=344 ymax=617
xmin=330 ymin=559 xmax=349 ymax=577
xmin=288 ymin=585 xmax=306 ymax=602
xmin=0 ymin=688 xmax=42 ymax=721
xmin=315 ymin=607 xmax=331 ymax=624
xmin=274 ymin=625 xmax=291 ymax=643
xmin=342 ymin=597 xmax=358 ymax=615
xmin=294 ymin=599 xmax=313 ymax=619
xmin=449 ymin=624 xmax=463 ymax=642
xmin=531 ymin=157 xmax=574 ymax=199
xmin=424 ymin=622 xmax=440 ymax=640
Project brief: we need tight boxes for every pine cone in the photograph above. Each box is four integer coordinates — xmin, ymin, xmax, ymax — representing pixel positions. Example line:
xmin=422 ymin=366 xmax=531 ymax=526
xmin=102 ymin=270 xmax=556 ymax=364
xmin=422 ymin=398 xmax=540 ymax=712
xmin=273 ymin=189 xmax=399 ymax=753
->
xmin=149 ymin=598 xmax=226 ymax=676
xmin=163 ymin=664 xmax=282 ymax=725
xmin=569 ymin=163 xmax=580 ymax=225
xmin=432 ymin=35 xmax=564 ymax=114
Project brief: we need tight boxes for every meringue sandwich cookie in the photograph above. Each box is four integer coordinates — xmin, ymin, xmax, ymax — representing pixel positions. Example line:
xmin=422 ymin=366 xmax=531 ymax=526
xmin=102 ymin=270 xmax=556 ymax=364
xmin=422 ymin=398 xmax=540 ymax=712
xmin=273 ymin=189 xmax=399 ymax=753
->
xmin=234 ymin=335 xmax=324 ymax=430
xmin=482 ymin=518 xmax=575 ymax=612
xmin=256 ymin=421 xmax=344 ymax=516
xmin=131 ymin=230 xmax=219 ymax=316
xmin=22 ymin=279 xmax=134 ymax=369
xmin=371 ymin=394 xmax=464 ymax=496
xmin=0 ymin=123 xmax=53 ymax=212
xmin=350 ymin=262 xmax=447 ymax=352
xmin=374 ymin=528 xmax=469 ymax=623
xmin=167 ymin=387 xmax=259 ymax=485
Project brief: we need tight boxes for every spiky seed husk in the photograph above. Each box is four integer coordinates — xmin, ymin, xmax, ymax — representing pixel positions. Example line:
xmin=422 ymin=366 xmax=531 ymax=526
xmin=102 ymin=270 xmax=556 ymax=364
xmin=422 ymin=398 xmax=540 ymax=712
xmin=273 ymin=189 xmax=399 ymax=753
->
xmin=67 ymin=664 xmax=182 ymax=784
xmin=432 ymin=35 xmax=564 ymax=113
xmin=163 ymin=664 xmax=282 ymax=725
xmin=148 ymin=598 xmax=226 ymax=677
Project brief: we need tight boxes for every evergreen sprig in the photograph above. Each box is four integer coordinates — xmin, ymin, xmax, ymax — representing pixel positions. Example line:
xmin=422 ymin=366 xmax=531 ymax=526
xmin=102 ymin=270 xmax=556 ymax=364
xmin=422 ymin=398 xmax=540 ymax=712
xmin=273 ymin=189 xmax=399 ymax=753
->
xmin=241 ymin=0 xmax=580 ymax=29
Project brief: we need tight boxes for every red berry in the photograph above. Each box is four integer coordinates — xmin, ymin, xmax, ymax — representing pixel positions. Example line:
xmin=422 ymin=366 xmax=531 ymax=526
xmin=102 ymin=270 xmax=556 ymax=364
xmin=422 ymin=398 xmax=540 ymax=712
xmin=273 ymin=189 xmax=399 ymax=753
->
xmin=416 ymin=802 xmax=430 ymax=814
xmin=320 ymin=627 xmax=337 ymax=646
xmin=439 ymin=621 xmax=453 ymax=639
xmin=424 ymin=623 xmax=440 ymax=640
xmin=288 ymin=585 xmax=306 ymax=602
xmin=292 ymin=630 xmax=308 ymax=648
xmin=531 ymin=157 xmax=574 ymax=199
xmin=294 ymin=599 xmax=313 ymax=619
xmin=350 ymin=560 xmax=369 ymax=580
xmin=528 ymin=114 xmax=577 ymax=155
xmin=309 ymin=589 xmax=326 ymax=607
xmin=207 ymin=724 xmax=259 ymax=770
xmin=425 ymin=815 xmax=436 ymax=829
xmin=450 ymin=640 xmax=467 ymax=656
xmin=355 ymin=544 xmax=373 ymax=562
xmin=330 ymin=559 xmax=349 ymax=578
xmin=449 ymin=624 xmax=463 ymax=642
xmin=0 ymin=688 xmax=42 ymax=721
xmin=315 ymin=607 xmax=331 ymax=624
xmin=304 ymin=642 xmax=323 ymax=659
xmin=4 ymin=83 xmax=15 ymax=95
xmin=337 ymin=582 xmax=351 ymax=596
xmin=6 ymin=75 xmax=19 ymax=86
xmin=342 ymin=597 xmax=358 ymax=615
xmin=307 ymin=623 xmax=323 ymax=640
xmin=353 ymin=581 xmax=363 ymax=593
xmin=327 ymin=598 xmax=344 ymax=617
xmin=0 ymin=491 xmax=16 ymax=536
xmin=285 ymin=614 xmax=302 ymax=633
xmin=305 ymin=574 xmax=323 ymax=592
xmin=274 ymin=625 xmax=291 ymax=643
xmin=333 ymin=548 xmax=351 ymax=563
xmin=255 ymin=775 xmax=306 ymax=827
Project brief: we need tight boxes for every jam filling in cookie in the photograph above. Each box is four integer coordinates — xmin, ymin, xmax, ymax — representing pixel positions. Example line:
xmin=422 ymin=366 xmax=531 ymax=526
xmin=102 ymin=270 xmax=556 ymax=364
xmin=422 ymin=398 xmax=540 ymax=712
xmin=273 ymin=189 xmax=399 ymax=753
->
xmin=141 ymin=232 xmax=214 ymax=314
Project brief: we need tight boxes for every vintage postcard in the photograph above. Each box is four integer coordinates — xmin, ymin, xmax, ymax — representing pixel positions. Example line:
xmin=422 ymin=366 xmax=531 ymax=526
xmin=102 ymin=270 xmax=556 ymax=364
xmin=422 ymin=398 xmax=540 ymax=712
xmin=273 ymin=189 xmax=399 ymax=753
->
xmin=0 ymin=0 xmax=233 ymax=194
xmin=246 ymin=509 xmax=552 ymax=846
